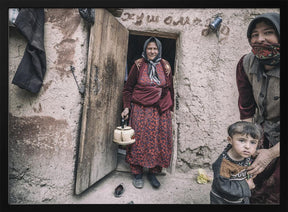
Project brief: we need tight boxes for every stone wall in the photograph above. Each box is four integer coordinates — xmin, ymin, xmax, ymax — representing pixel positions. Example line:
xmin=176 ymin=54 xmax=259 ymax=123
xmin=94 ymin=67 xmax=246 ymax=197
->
xmin=8 ymin=8 xmax=279 ymax=203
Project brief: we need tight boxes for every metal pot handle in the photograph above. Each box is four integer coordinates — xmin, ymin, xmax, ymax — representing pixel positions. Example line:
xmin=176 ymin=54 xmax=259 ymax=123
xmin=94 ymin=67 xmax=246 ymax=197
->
xmin=121 ymin=118 xmax=127 ymax=129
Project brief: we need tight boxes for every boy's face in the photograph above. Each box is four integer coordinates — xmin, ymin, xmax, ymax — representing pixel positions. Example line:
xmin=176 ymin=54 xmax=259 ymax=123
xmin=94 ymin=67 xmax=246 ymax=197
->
xmin=227 ymin=134 xmax=258 ymax=161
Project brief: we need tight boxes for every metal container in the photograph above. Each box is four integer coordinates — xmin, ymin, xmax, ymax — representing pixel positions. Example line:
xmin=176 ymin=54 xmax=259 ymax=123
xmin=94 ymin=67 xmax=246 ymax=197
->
xmin=209 ymin=17 xmax=222 ymax=31
xmin=113 ymin=119 xmax=135 ymax=145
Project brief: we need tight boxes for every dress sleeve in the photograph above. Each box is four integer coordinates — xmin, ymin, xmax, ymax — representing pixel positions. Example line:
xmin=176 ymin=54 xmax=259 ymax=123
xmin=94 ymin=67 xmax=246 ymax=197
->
xmin=161 ymin=59 xmax=174 ymax=112
xmin=236 ymin=55 xmax=256 ymax=120
xmin=122 ymin=63 xmax=138 ymax=109
xmin=168 ymin=71 xmax=174 ymax=112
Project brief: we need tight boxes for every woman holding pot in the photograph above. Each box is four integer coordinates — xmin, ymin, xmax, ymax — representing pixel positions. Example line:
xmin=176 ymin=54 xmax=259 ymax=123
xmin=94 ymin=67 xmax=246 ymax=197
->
xmin=121 ymin=37 xmax=174 ymax=189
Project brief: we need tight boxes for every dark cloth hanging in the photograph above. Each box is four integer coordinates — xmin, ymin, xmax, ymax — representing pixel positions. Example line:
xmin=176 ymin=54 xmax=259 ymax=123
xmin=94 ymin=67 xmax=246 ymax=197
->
xmin=12 ymin=8 xmax=46 ymax=93
xmin=78 ymin=8 xmax=95 ymax=24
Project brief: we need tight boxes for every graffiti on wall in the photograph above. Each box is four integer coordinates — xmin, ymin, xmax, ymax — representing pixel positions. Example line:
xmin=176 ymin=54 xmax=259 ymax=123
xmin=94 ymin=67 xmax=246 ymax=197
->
xmin=121 ymin=12 xmax=193 ymax=26
xmin=120 ymin=12 xmax=230 ymax=40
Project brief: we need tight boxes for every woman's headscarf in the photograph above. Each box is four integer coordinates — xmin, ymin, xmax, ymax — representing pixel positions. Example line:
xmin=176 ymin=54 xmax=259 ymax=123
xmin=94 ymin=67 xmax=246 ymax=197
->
xmin=247 ymin=13 xmax=280 ymax=40
xmin=247 ymin=13 xmax=280 ymax=66
xmin=141 ymin=37 xmax=162 ymax=85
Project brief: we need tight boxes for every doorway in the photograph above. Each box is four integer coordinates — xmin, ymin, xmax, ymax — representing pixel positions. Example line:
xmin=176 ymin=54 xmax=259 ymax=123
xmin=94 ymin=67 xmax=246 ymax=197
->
xmin=75 ymin=9 xmax=179 ymax=194
xmin=126 ymin=34 xmax=176 ymax=77
xmin=117 ymin=33 xmax=178 ymax=173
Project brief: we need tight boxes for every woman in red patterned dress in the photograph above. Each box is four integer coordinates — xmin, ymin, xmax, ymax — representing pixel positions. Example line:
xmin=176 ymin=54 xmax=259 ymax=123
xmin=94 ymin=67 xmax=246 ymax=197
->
xmin=121 ymin=37 xmax=174 ymax=189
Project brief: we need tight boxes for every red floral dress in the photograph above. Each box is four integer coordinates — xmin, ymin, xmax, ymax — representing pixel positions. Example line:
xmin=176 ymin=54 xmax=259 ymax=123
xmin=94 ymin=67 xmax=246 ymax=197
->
xmin=125 ymin=62 xmax=173 ymax=169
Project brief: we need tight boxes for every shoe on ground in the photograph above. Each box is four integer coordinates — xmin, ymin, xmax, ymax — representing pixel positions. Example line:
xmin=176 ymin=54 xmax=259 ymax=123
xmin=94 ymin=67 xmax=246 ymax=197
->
xmin=147 ymin=173 xmax=160 ymax=188
xmin=132 ymin=174 xmax=144 ymax=189
xmin=114 ymin=184 xmax=124 ymax=197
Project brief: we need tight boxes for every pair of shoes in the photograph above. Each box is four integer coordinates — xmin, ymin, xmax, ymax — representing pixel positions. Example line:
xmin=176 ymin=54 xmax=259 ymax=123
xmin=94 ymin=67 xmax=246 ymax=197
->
xmin=114 ymin=184 xmax=124 ymax=197
xmin=132 ymin=174 xmax=144 ymax=189
xmin=147 ymin=173 xmax=161 ymax=188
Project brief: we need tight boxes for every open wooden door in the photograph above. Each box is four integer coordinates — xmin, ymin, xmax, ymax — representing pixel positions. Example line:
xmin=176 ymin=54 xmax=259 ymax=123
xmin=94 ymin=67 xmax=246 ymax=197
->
xmin=75 ymin=9 xmax=128 ymax=195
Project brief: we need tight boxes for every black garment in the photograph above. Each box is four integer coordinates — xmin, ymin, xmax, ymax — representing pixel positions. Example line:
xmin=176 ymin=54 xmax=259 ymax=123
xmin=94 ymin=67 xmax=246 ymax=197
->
xmin=210 ymin=144 xmax=252 ymax=204
xmin=78 ymin=8 xmax=95 ymax=24
xmin=12 ymin=8 xmax=46 ymax=93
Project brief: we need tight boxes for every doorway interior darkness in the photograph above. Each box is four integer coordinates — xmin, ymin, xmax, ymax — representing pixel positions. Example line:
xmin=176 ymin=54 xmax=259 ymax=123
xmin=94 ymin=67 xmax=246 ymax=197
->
xmin=118 ymin=34 xmax=177 ymax=164
xmin=126 ymin=34 xmax=176 ymax=77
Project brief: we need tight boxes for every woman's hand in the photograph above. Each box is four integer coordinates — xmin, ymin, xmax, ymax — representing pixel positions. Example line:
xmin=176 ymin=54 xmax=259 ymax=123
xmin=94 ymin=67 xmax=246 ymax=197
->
xmin=121 ymin=108 xmax=129 ymax=120
xmin=247 ymin=142 xmax=279 ymax=176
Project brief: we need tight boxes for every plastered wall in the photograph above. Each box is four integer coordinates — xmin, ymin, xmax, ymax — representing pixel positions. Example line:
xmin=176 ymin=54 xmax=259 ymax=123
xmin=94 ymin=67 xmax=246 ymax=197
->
xmin=8 ymin=9 xmax=89 ymax=203
xmin=116 ymin=8 xmax=279 ymax=174
xmin=8 ymin=8 xmax=279 ymax=203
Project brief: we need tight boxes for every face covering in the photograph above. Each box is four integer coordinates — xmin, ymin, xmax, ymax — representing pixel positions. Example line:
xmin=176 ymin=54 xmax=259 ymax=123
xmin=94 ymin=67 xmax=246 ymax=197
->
xmin=251 ymin=42 xmax=280 ymax=66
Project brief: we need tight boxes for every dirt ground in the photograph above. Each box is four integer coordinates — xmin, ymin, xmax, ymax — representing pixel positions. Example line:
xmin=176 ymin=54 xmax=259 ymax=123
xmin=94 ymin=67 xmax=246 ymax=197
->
xmin=73 ymin=171 xmax=211 ymax=204
xmin=72 ymin=153 xmax=212 ymax=204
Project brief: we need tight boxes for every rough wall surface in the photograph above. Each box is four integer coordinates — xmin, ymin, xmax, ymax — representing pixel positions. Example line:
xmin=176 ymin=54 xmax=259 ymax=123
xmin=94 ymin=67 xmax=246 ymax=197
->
xmin=116 ymin=8 xmax=279 ymax=174
xmin=8 ymin=8 xmax=279 ymax=203
xmin=8 ymin=9 xmax=89 ymax=203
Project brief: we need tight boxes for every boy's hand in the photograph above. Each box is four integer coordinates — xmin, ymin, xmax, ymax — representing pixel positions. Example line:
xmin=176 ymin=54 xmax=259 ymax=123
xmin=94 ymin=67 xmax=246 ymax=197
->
xmin=246 ymin=177 xmax=255 ymax=190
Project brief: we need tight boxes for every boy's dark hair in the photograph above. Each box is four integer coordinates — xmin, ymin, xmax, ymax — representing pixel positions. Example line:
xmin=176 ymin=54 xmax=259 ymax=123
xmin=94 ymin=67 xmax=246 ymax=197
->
xmin=227 ymin=121 xmax=262 ymax=140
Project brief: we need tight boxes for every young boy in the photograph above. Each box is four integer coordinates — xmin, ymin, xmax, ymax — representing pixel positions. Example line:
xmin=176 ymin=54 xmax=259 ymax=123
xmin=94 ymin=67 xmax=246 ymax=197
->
xmin=210 ymin=121 xmax=262 ymax=204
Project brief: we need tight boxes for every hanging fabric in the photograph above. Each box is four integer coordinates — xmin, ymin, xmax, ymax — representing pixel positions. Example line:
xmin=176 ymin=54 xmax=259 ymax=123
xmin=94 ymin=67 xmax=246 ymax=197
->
xmin=12 ymin=8 xmax=46 ymax=93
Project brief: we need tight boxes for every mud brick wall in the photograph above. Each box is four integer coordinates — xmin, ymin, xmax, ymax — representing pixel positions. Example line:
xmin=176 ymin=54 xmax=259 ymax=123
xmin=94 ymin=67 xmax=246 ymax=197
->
xmin=116 ymin=8 xmax=279 ymax=174
xmin=8 ymin=9 xmax=89 ymax=203
xmin=8 ymin=8 xmax=279 ymax=203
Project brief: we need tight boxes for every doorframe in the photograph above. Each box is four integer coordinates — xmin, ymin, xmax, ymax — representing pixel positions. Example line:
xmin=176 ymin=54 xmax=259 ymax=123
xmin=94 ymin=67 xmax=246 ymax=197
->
xmin=129 ymin=30 xmax=179 ymax=39
xmin=126 ymin=30 xmax=180 ymax=175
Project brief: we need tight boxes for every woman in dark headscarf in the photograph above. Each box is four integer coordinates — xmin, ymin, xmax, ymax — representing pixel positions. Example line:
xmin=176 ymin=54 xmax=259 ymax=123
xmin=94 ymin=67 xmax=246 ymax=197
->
xmin=121 ymin=37 xmax=174 ymax=189
xmin=236 ymin=13 xmax=280 ymax=204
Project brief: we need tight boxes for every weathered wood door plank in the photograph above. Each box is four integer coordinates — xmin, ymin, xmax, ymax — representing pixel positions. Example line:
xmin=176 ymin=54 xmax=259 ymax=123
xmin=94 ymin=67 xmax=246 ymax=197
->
xmin=75 ymin=9 xmax=128 ymax=195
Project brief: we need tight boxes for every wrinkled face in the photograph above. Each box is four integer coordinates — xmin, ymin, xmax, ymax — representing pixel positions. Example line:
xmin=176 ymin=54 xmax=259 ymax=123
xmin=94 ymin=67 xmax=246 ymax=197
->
xmin=250 ymin=21 xmax=279 ymax=44
xmin=228 ymin=134 xmax=258 ymax=161
xmin=146 ymin=42 xmax=159 ymax=60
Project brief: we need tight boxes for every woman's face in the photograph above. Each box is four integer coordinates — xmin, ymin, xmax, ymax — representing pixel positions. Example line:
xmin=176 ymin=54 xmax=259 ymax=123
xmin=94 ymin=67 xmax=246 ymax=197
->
xmin=250 ymin=21 xmax=279 ymax=44
xmin=146 ymin=42 xmax=159 ymax=60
